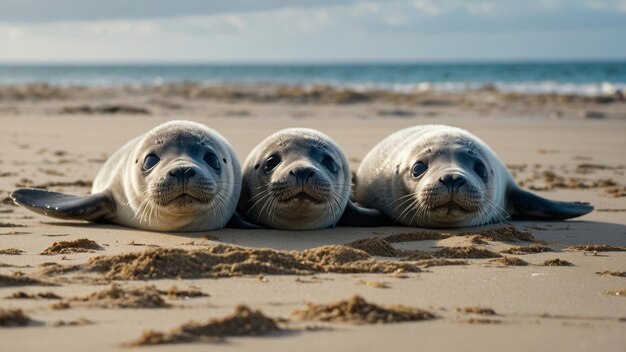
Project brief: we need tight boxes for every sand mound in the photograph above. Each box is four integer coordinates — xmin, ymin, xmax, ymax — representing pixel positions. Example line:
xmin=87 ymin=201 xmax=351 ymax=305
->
xmin=0 ymin=273 xmax=50 ymax=287
xmin=345 ymin=237 xmax=399 ymax=257
xmin=291 ymin=295 xmax=436 ymax=324
xmin=456 ymin=307 xmax=497 ymax=315
xmin=603 ymin=289 xmax=626 ymax=296
xmin=382 ymin=231 xmax=450 ymax=243
xmin=6 ymin=291 xmax=61 ymax=299
xmin=489 ymin=257 xmax=529 ymax=266
xmin=381 ymin=226 xmax=533 ymax=243
xmin=501 ymin=244 xmax=552 ymax=255
xmin=70 ymin=284 xmax=169 ymax=308
xmin=0 ymin=248 xmax=24 ymax=255
xmin=41 ymin=238 xmax=103 ymax=255
xmin=413 ymin=259 xmax=469 ymax=267
xmin=596 ymin=271 xmax=626 ymax=277
xmin=432 ymin=246 xmax=501 ymax=259
xmin=53 ymin=318 xmax=93 ymax=327
xmin=159 ymin=286 xmax=208 ymax=299
xmin=128 ymin=306 xmax=279 ymax=346
xmin=40 ymin=244 xmax=421 ymax=280
xmin=0 ymin=309 xmax=31 ymax=327
xmin=543 ymin=258 xmax=573 ymax=266
xmin=565 ymin=244 xmax=626 ymax=252
xmin=0 ymin=222 xmax=26 ymax=228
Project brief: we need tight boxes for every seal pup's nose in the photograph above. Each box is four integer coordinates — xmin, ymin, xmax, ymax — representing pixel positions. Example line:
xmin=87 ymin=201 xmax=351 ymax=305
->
xmin=439 ymin=174 xmax=466 ymax=192
xmin=289 ymin=167 xmax=316 ymax=186
xmin=169 ymin=166 xmax=197 ymax=184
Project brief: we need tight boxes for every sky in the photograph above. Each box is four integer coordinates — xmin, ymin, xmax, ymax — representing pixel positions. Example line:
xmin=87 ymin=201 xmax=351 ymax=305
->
xmin=1 ymin=0 xmax=626 ymax=63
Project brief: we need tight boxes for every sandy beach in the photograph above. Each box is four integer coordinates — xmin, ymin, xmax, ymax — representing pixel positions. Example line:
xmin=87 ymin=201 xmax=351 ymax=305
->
xmin=1 ymin=87 xmax=625 ymax=351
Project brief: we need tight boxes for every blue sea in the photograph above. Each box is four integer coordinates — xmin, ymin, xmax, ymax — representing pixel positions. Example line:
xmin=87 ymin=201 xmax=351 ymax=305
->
xmin=1 ymin=61 xmax=625 ymax=96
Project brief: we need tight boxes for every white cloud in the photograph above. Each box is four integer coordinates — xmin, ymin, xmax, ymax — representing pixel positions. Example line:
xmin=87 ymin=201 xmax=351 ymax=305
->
xmin=86 ymin=20 xmax=158 ymax=35
xmin=412 ymin=0 xmax=442 ymax=16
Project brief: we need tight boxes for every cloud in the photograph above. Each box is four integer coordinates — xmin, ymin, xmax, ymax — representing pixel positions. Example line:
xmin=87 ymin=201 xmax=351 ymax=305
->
xmin=1 ymin=0 xmax=625 ymax=62
xmin=0 ymin=0 xmax=359 ymax=23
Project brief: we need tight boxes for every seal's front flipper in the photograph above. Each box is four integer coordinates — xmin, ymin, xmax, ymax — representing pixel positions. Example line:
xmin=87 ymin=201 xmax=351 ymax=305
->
xmin=508 ymin=187 xmax=593 ymax=220
xmin=11 ymin=188 xmax=115 ymax=222
xmin=338 ymin=200 xmax=392 ymax=227
xmin=226 ymin=211 xmax=264 ymax=229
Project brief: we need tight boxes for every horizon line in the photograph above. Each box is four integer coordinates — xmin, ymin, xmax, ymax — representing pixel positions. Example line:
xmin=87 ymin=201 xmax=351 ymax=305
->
xmin=1 ymin=57 xmax=626 ymax=66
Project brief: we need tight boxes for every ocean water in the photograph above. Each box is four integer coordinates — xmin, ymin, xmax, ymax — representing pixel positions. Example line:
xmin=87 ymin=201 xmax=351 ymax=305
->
xmin=1 ymin=61 xmax=625 ymax=96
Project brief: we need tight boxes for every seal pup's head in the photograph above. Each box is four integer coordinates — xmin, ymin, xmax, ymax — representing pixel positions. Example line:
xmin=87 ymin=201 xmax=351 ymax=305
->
xmin=127 ymin=120 xmax=240 ymax=230
xmin=239 ymin=128 xmax=351 ymax=230
xmin=391 ymin=127 xmax=506 ymax=227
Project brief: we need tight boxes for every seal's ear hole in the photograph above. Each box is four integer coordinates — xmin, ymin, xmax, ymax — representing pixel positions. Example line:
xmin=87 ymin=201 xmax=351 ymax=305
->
xmin=254 ymin=163 xmax=260 ymax=170
xmin=222 ymin=158 xmax=227 ymax=164
xmin=395 ymin=164 xmax=400 ymax=175
xmin=135 ymin=159 xmax=138 ymax=164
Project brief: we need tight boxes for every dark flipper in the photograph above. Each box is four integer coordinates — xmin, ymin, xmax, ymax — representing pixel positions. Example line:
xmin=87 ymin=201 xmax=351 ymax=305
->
xmin=338 ymin=200 xmax=392 ymax=227
xmin=10 ymin=188 xmax=115 ymax=222
xmin=226 ymin=211 xmax=265 ymax=229
xmin=508 ymin=187 xmax=594 ymax=220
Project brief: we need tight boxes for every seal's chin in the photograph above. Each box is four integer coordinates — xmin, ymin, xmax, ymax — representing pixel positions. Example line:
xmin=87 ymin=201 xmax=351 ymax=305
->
xmin=426 ymin=201 xmax=478 ymax=225
xmin=163 ymin=193 xmax=209 ymax=213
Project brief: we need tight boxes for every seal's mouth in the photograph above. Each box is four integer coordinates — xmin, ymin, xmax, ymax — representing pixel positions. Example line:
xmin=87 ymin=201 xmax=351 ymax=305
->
xmin=283 ymin=191 xmax=323 ymax=203
xmin=165 ymin=193 xmax=203 ymax=206
xmin=433 ymin=202 xmax=468 ymax=213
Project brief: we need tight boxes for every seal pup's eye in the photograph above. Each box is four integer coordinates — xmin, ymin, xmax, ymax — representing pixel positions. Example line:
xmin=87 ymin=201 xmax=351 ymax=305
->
xmin=143 ymin=154 xmax=160 ymax=171
xmin=321 ymin=155 xmax=338 ymax=173
xmin=264 ymin=155 xmax=281 ymax=173
xmin=203 ymin=153 xmax=221 ymax=170
xmin=411 ymin=161 xmax=428 ymax=178
xmin=474 ymin=162 xmax=488 ymax=179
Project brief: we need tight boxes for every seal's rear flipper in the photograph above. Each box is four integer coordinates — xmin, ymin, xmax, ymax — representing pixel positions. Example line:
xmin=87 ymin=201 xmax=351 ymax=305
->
xmin=11 ymin=188 xmax=115 ymax=222
xmin=508 ymin=187 xmax=593 ymax=220
xmin=338 ymin=201 xmax=392 ymax=227
xmin=227 ymin=211 xmax=264 ymax=229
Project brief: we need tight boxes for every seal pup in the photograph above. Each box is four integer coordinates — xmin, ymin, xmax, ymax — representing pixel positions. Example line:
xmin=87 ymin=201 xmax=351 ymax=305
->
xmin=355 ymin=125 xmax=593 ymax=228
xmin=12 ymin=120 xmax=244 ymax=232
xmin=238 ymin=128 xmax=389 ymax=230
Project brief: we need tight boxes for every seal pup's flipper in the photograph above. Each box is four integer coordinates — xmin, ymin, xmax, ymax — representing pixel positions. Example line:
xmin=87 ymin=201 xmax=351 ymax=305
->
xmin=508 ymin=187 xmax=593 ymax=220
xmin=226 ymin=211 xmax=265 ymax=229
xmin=338 ymin=201 xmax=392 ymax=227
xmin=11 ymin=188 xmax=115 ymax=222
